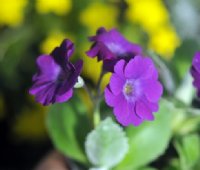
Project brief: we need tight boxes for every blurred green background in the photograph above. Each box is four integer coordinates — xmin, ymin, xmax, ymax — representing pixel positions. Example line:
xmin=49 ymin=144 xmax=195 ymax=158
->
xmin=0 ymin=0 xmax=200 ymax=169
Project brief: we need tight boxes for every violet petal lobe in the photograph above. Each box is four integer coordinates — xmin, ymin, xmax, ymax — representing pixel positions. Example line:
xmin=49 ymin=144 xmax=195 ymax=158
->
xmin=191 ymin=51 xmax=200 ymax=97
xmin=51 ymin=39 xmax=74 ymax=60
xmin=114 ymin=59 xmax=126 ymax=78
xmin=114 ymin=100 xmax=142 ymax=126
xmin=105 ymin=86 xmax=124 ymax=107
xmin=109 ymin=74 xmax=125 ymax=95
xmin=192 ymin=52 xmax=200 ymax=73
xmin=142 ymin=79 xmax=163 ymax=103
xmin=136 ymin=101 xmax=154 ymax=121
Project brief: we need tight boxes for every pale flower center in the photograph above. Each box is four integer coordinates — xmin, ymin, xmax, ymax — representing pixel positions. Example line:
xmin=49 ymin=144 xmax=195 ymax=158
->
xmin=123 ymin=80 xmax=141 ymax=102
xmin=124 ymin=83 xmax=134 ymax=96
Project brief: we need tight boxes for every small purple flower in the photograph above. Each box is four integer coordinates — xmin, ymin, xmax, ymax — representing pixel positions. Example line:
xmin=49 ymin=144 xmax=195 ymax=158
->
xmin=29 ymin=39 xmax=83 ymax=106
xmin=86 ymin=27 xmax=142 ymax=72
xmin=104 ymin=55 xmax=163 ymax=126
xmin=191 ymin=51 xmax=200 ymax=97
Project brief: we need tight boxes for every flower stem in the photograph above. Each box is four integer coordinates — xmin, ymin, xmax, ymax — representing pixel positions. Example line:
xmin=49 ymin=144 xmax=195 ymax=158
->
xmin=83 ymin=83 xmax=94 ymax=102
xmin=96 ymin=70 xmax=105 ymax=96
xmin=83 ymin=69 xmax=105 ymax=128
xmin=93 ymin=102 xmax=100 ymax=127
xmin=93 ymin=69 xmax=105 ymax=127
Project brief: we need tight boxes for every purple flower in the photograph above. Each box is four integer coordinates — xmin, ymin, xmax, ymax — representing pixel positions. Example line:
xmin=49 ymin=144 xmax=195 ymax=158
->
xmin=86 ymin=27 xmax=142 ymax=72
xmin=29 ymin=39 xmax=83 ymax=106
xmin=104 ymin=55 xmax=163 ymax=126
xmin=191 ymin=51 xmax=200 ymax=97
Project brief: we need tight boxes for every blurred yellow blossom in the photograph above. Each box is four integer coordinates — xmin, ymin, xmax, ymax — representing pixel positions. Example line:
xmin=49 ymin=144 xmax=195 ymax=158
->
xmin=40 ymin=32 xmax=74 ymax=54
xmin=82 ymin=52 xmax=111 ymax=90
xmin=80 ymin=2 xmax=118 ymax=33
xmin=82 ymin=55 xmax=101 ymax=83
xmin=0 ymin=0 xmax=27 ymax=27
xmin=12 ymin=101 xmax=48 ymax=141
xmin=149 ymin=26 xmax=180 ymax=59
xmin=126 ymin=0 xmax=180 ymax=59
xmin=126 ymin=0 xmax=169 ymax=33
xmin=36 ymin=0 xmax=72 ymax=16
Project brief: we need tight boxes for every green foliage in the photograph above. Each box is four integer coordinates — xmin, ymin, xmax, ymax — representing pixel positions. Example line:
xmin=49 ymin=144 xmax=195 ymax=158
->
xmin=139 ymin=167 xmax=157 ymax=170
xmin=47 ymin=95 xmax=91 ymax=164
xmin=85 ymin=118 xmax=128 ymax=169
xmin=115 ymin=99 xmax=173 ymax=170
xmin=174 ymin=133 xmax=200 ymax=170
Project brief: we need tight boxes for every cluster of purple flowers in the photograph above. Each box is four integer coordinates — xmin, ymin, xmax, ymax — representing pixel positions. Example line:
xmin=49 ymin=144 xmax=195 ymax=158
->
xmin=88 ymin=28 xmax=163 ymax=126
xmin=30 ymin=27 xmax=165 ymax=126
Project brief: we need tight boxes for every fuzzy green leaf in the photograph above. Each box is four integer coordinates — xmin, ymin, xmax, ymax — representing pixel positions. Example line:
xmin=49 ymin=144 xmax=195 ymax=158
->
xmin=85 ymin=118 xmax=128 ymax=169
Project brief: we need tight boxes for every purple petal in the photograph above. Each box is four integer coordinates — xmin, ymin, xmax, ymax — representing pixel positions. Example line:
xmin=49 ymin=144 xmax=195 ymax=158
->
xmin=136 ymin=101 xmax=154 ymax=121
xmin=125 ymin=56 xmax=158 ymax=80
xmin=62 ymin=39 xmax=74 ymax=58
xmin=142 ymin=57 xmax=158 ymax=80
xmin=103 ymin=59 xmax=118 ymax=72
xmin=109 ymin=74 xmax=125 ymax=95
xmin=29 ymin=81 xmax=53 ymax=95
xmin=113 ymin=100 xmax=143 ymax=126
xmin=92 ymin=28 xmax=142 ymax=56
xmin=191 ymin=67 xmax=200 ymax=88
xmin=35 ymin=55 xmax=61 ymax=81
xmin=51 ymin=39 xmax=74 ymax=60
xmin=57 ymin=60 xmax=83 ymax=95
xmin=191 ymin=52 xmax=200 ymax=97
xmin=88 ymin=27 xmax=107 ymax=41
xmin=55 ymin=89 xmax=73 ymax=103
xmin=142 ymin=80 xmax=163 ymax=103
xmin=125 ymin=56 xmax=143 ymax=79
xmin=35 ymin=83 xmax=56 ymax=105
xmin=106 ymin=29 xmax=142 ymax=56
xmin=192 ymin=52 xmax=200 ymax=73
xmin=86 ymin=43 xmax=100 ymax=58
xmin=73 ymin=60 xmax=83 ymax=78
xmin=104 ymin=86 xmax=124 ymax=107
xmin=142 ymin=96 xmax=159 ymax=112
xmin=86 ymin=42 xmax=115 ymax=60
xmin=114 ymin=59 xmax=126 ymax=78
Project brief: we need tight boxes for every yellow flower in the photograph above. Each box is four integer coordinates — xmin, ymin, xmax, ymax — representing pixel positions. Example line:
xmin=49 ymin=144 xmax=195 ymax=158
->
xmin=80 ymin=2 xmax=118 ymax=33
xmin=36 ymin=0 xmax=72 ymax=16
xmin=12 ymin=99 xmax=48 ymax=141
xmin=126 ymin=0 xmax=181 ymax=59
xmin=81 ymin=52 xmax=111 ymax=90
xmin=126 ymin=0 xmax=169 ymax=33
xmin=40 ymin=32 xmax=74 ymax=54
xmin=148 ymin=26 xmax=180 ymax=59
xmin=0 ymin=0 xmax=27 ymax=27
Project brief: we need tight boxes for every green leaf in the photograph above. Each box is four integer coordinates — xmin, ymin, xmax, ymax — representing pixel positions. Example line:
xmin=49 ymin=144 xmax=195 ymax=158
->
xmin=172 ymin=107 xmax=200 ymax=136
xmin=89 ymin=168 xmax=108 ymax=170
xmin=85 ymin=117 xmax=128 ymax=169
xmin=138 ymin=167 xmax=157 ymax=170
xmin=174 ymin=134 xmax=200 ymax=170
xmin=165 ymin=158 xmax=180 ymax=170
xmin=175 ymin=72 xmax=194 ymax=105
xmin=115 ymin=99 xmax=173 ymax=170
xmin=47 ymin=96 xmax=91 ymax=164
